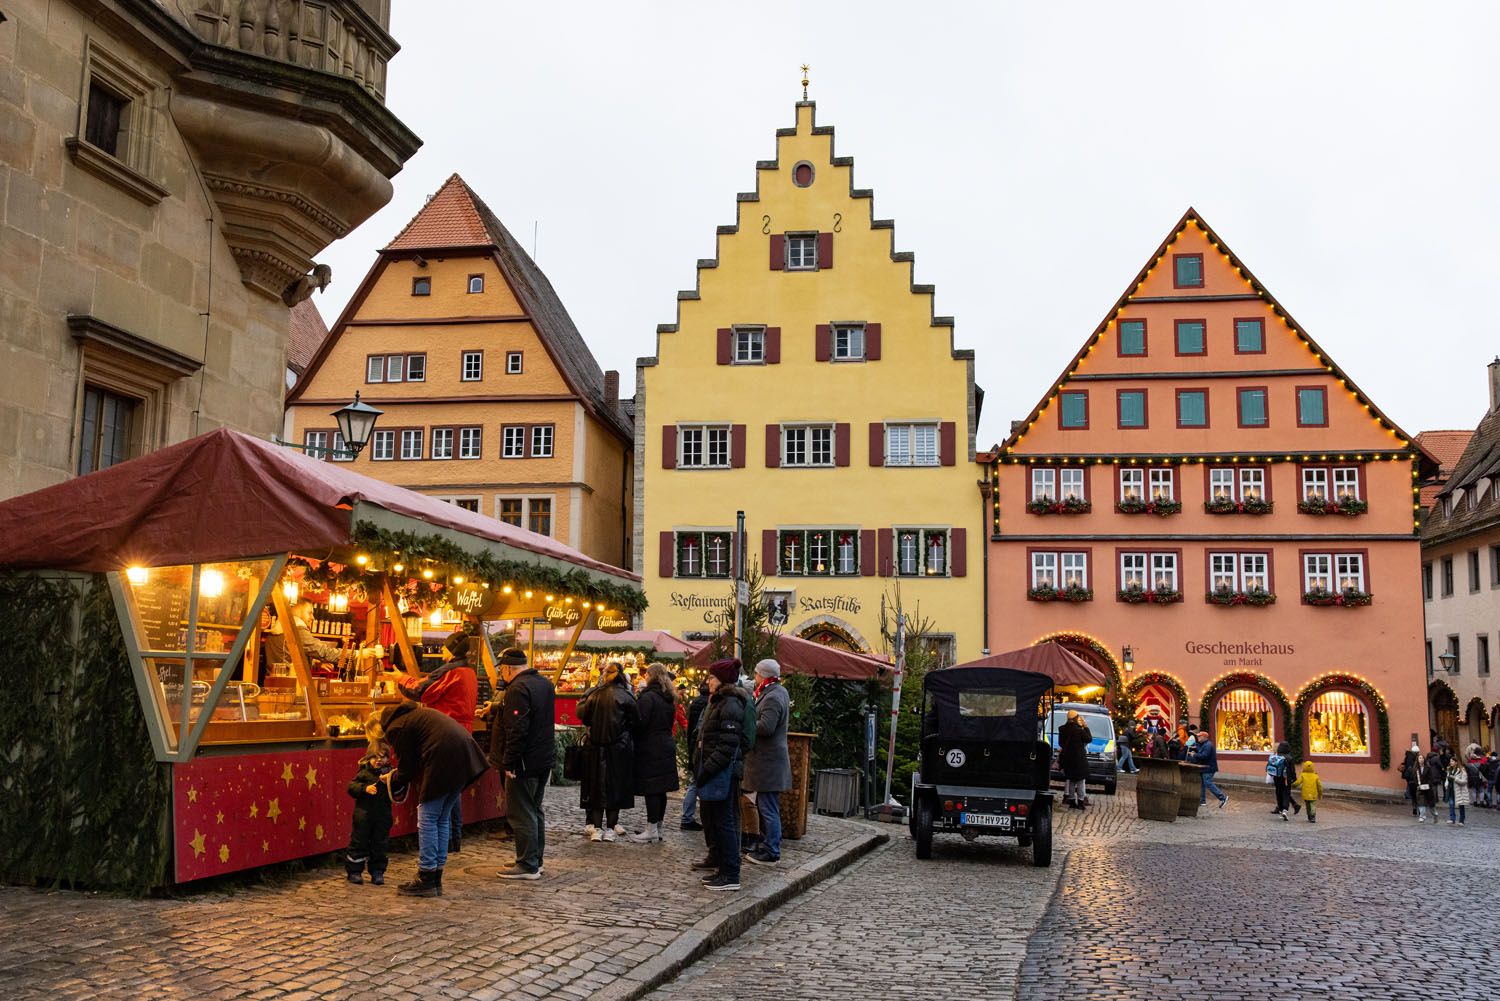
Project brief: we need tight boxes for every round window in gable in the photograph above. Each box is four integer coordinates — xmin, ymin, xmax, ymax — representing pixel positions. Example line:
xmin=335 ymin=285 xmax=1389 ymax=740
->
xmin=792 ymin=161 xmax=815 ymax=188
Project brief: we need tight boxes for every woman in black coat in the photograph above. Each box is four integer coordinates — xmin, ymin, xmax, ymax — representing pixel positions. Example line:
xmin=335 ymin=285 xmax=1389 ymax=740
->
xmin=576 ymin=661 xmax=639 ymax=842
xmin=630 ymin=662 xmax=681 ymax=843
xmin=1058 ymin=711 xmax=1091 ymax=810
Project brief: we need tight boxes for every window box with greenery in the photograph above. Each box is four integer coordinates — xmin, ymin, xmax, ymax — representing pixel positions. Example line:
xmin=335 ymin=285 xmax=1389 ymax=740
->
xmin=1028 ymin=584 xmax=1093 ymax=603
xmin=1118 ymin=584 xmax=1182 ymax=605
xmin=1206 ymin=585 xmax=1277 ymax=607
xmin=1204 ymin=496 xmax=1274 ymax=515
xmin=1026 ymin=495 xmax=1092 ymax=515
xmin=1297 ymin=495 xmax=1368 ymax=516
xmin=1303 ymin=586 xmax=1373 ymax=607
xmin=1116 ymin=497 xmax=1182 ymax=516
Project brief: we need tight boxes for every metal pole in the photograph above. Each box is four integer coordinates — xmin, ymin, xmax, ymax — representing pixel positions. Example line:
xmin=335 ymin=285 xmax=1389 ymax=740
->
xmin=881 ymin=611 xmax=906 ymax=806
xmin=735 ymin=510 xmax=746 ymax=663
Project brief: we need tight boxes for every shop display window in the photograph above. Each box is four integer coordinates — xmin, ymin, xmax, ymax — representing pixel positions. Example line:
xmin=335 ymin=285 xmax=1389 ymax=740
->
xmin=1306 ymin=691 xmax=1371 ymax=756
xmin=1215 ymin=688 xmax=1275 ymax=753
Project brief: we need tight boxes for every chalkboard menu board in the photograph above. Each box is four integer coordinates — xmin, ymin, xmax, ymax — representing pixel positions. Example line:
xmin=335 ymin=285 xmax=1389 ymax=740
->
xmin=131 ymin=580 xmax=192 ymax=651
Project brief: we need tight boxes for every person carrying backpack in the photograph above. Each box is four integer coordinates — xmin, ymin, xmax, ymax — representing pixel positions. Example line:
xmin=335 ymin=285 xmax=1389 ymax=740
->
xmin=1267 ymin=742 xmax=1299 ymax=820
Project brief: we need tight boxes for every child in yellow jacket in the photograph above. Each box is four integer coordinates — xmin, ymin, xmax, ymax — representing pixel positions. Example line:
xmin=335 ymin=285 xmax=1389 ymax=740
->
xmin=1297 ymin=760 xmax=1322 ymax=823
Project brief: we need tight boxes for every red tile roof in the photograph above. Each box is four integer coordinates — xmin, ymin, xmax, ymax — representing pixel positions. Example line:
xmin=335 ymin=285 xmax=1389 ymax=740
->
xmin=286 ymin=300 xmax=330 ymax=375
xmin=1416 ymin=429 xmax=1474 ymax=508
xmin=384 ymin=174 xmax=493 ymax=250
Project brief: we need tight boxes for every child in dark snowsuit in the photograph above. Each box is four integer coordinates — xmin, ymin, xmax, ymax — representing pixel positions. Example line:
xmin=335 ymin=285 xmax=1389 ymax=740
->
xmin=345 ymin=725 xmax=394 ymax=884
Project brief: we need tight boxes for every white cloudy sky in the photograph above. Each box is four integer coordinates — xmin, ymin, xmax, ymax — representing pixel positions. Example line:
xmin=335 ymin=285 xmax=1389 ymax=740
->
xmin=314 ymin=1 xmax=1500 ymax=448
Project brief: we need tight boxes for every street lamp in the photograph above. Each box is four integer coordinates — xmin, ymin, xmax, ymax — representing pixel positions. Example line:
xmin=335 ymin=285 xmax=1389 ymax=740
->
xmin=1439 ymin=650 xmax=1458 ymax=674
xmin=331 ymin=392 xmax=383 ymax=458
xmin=1122 ymin=645 xmax=1134 ymax=675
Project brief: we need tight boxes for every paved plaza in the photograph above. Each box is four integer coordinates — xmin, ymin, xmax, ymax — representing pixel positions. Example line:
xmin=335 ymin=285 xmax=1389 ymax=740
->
xmin=2 ymin=780 xmax=1498 ymax=1000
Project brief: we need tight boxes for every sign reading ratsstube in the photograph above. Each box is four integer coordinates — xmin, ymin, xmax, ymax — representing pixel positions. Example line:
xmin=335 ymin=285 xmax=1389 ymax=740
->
xmin=1184 ymin=639 xmax=1296 ymax=669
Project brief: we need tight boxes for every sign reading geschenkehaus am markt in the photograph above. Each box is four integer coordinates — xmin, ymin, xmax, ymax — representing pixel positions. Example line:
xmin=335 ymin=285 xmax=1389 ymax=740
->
xmin=634 ymin=99 xmax=982 ymax=661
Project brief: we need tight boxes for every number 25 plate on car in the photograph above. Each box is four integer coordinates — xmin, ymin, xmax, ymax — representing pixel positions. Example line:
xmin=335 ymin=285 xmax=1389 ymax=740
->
xmin=961 ymin=812 xmax=1010 ymax=828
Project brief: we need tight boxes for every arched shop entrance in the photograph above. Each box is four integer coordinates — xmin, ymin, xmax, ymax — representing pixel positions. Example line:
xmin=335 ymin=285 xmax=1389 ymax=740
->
xmin=797 ymin=617 xmax=866 ymax=654
xmin=1429 ymin=680 xmax=1459 ymax=748
xmin=1126 ymin=672 xmax=1191 ymax=730
xmin=1465 ymin=698 xmax=1489 ymax=750
xmin=1032 ymin=632 xmax=1123 ymax=705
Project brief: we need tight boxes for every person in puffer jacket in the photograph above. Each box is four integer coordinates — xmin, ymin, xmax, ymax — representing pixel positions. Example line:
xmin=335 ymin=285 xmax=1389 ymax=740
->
xmin=344 ymin=724 xmax=394 ymax=885
xmin=693 ymin=659 xmax=752 ymax=892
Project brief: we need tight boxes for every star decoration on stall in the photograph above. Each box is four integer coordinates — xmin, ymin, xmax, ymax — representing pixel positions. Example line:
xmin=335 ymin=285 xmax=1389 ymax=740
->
xmin=314 ymin=824 xmax=325 ymax=841
xmin=281 ymin=763 xmax=294 ymax=786
xmin=267 ymin=798 xmax=281 ymax=823
xmin=262 ymin=840 xmax=270 ymax=853
xmin=216 ymin=810 xmax=225 ymax=825
xmin=249 ymin=803 xmax=258 ymax=819
xmin=187 ymin=786 xmax=199 ymax=803
xmin=218 ymin=844 xmax=229 ymax=863
xmin=298 ymin=816 xmax=307 ymax=831
xmin=304 ymin=766 xmax=318 ymax=789
xmin=189 ymin=829 xmax=206 ymax=858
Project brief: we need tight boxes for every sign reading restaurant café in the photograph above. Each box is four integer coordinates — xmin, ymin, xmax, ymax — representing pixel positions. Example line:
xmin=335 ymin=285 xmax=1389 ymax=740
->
xmin=1184 ymin=639 xmax=1296 ymax=669
xmin=670 ymin=589 xmax=863 ymax=624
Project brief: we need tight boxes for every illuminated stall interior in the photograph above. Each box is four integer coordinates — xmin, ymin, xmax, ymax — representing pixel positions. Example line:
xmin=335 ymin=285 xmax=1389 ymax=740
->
xmin=1214 ymin=688 xmax=1275 ymax=753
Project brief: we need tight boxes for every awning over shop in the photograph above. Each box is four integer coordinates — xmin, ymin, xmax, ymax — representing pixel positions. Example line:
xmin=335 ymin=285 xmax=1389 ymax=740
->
xmin=950 ymin=642 xmax=1106 ymax=687
xmin=687 ymin=632 xmax=892 ymax=681
xmin=1218 ymin=689 xmax=1272 ymax=714
xmin=0 ymin=428 xmax=638 ymax=595
xmin=1310 ymin=691 xmax=1363 ymax=714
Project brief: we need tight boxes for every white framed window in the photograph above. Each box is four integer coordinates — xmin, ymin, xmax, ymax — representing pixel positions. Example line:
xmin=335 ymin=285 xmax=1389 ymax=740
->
xmin=329 ymin=431 xmax=352 ymax=462
xmin=366 ymin=357 xmax=384 ymax=383
xmin=1333 ymin=467 xmax=1360 ymax=501
xmin=400 ymin=429 xmax=423 ymax=460
xmin=1239 ymin=467 xmax=1265 ymax=501
xmin=835 ymin=531 xmax=858 ymax=575
xmin=706 ymin=533 xmax=733 ymax=577
xmin=506 ymin=351 xmax=523 ymax=375
xmin=1210 ymin=553 xmax=1238 ymax=592
xmin=1033 ymin=467 xmax=1057 ymax=500
xmin=897 ymin=530 xmax=920 ymax=576
xmin=1120 ymin=468 xmax=1144 ymax=501
xmin=779 ymin=529 xmax=855 ymax=576
xmin=384 ymin=354 xmax=404 ymax=382
xmin=1149 ymin=552 xmax=1178 ymax=591
xmin=885 ymin=423 xmax=938 ymax=467
xmin=1335 ymin=554 xmax=1365 ymax=592
xmin=1304 ymin=554 xmax=1333 ymax=593
xmin=733 ymin=328 xmax=765 ymax=364
xmin=1148 ymin=468 xmax=1174 ymax=501
xmin=431 ymin=428 xmax=454 ymax=460
xmin=1302 ymin=467 xmax=1329 ymax=502
xmin=531 ymin=425 xmax=554 ymax=458
xmin=1209 ymin=467 xmax=1236 ymax=501
xmin=833 ymin=324 xmax=864 ymax=360
xmin=679 ymin=425 xmax=731 ymax=469
xmin=1061 ymin=552 xmax=1088 ymax=589
xmin=786 ymin=233 xmax=817 ymax=270
xmin=371 ymin=430 xmax=395 ymax=461
xmin=1210 ymin=466 xmax=1266 ymax=502
xmin=458 ymin=427 xmax=482 ymax=459
xmin=783 ymin=425 xmax=833 ymax=467
xmin=1059 ymin=468 xmax=1085 ymax=501
xmin=1120 ymin=552 xmax=1147 ymax=589
xmin=406 ymin=354 xmax=426 ymax=382
xmin=461 ymin=351 xmax=483 ymax=381
xmin=304 ymin=430 xmax=328 ymax=456
xmin=892 ymin=528 xmax=950 ymax=578
xmin=1031 ymin=552 xmax=1058 ymax=589
xmin=1242 ymin=553 xmax=1269 ymax=591
xmin=467 ymin=275 xmax=484 ymax=294
xmin=502 ymin=426 xmax=526 ymax=459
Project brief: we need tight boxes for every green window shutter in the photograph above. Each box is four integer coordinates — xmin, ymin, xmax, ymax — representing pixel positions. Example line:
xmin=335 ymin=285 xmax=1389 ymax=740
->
xmin=1239 ymin=390 xmax=1267 ymax=426
xmin=1060 ymin=391 xmax=1088 ymax=429
xmin=1119 ymin=391 xmax=1146 ymax=428
xmin=1235 ymin=319 xmax=1264 ymax=353
xmin=1119 ymin=320 xmax=1146 ymax=356
xmin=1298 ymin=388 xmax=1326 ymax=426
xmin=1176 ymin=321 xmax=1205 ymax=355
xmin=1178 ymin=391 xmax=1207 ymax=427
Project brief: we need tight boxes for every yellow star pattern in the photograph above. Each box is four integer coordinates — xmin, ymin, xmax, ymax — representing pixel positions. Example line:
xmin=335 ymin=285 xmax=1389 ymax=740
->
xmin=249 ymin=803 xmax=258 ymax=819
xmin=215 ymin=811 xmax=225 ymax=825
xmin=281 ymin=763 xmax=294 ymax=786
xmin=314 ymin=824 xmax=324 ymax=841
xmin=304 ymin=766 xmax=318 ymax=789
xmin=218 ymin=844 xmax=229 ymax=863
xmin=298 ymin=816 xmax=307 ymax=831
xmin=261 ymin=840 xmax=270 ymax=853
xmin=189 ymin=829 xmax=206 ymax=858
xmin=495 ymin=792 xmax=503 ymax=809
xmin=267 ymin=798 xmax=281 ymax=823
xmin=187 ymin=786 xmax=199 ymax=803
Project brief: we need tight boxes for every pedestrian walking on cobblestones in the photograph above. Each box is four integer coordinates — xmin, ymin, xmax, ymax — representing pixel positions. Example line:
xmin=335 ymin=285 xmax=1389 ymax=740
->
xmin=1059 ymin=710 xmax=1090 ymax=809
xmin=380 ymin=701 xmax=491 ymax=897
xmin=1192 ymin=730 xmax=1228 ymax=809
xmin=1296 ymin=760 xmax=1322 ymax=823
xmin=1401 ymin=739 xmax=1423 ymax=816
xmin=630 ymin=662 xmax=681 ymax=844
xmin=744 ymin=659 xmax=790 ymax=866
xmin=1417 ymin=750 xmax=1443 ymax=823
xmin=1480 ymin=751 xmax=1499 ymax=808
xmin=680 ymin=682 xmax=710 ymax=831
xmin=577 ymin=662 xmax=639 ymax=842
xmin=1445 ymin=756 xmax=1469 ymax=826
xmin=487 ymin=646 xmax=555 ymax=880
xmin=1267 ymin=742 xmax=1298 ymax=819
xmin=344 ymin=723 xmax=394 ymax=884
xmin=1117 ymin=727 xmax=1139 ymax=774
xmin=695 ymin=658 xmax=752 ymax=891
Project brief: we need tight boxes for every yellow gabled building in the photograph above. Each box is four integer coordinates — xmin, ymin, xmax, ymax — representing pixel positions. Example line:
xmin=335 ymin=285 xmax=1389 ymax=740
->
xmin=286 ymin=175 xmax=634 ymax=568
xmin=636 ymin=101 xmax=982 ymax=661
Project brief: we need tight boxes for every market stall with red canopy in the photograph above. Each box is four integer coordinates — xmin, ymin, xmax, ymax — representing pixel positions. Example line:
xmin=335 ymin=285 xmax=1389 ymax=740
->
xmin=687 ymin=631 xmax=892 ymax=681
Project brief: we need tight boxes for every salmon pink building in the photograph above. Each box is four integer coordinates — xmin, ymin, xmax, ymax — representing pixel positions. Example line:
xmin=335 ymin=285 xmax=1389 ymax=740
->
xmin=982 ymin=209 xmax=1436 ymax=792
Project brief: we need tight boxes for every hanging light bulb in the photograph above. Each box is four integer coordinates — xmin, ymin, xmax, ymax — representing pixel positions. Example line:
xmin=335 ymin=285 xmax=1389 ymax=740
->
xmin=422 ymin=568 xmax=435 ymax=580
xmin=282 ymin=579 xmax=300 ymax=603
xmin=200 ymin=568 xmax=225 ymax=598
xmin=355 ymin=554 xmax=369 ymax=566
xmin=502 ymin=584 xmax=513 ymax=594
xmin=430 ymin=608 xmax=443 ymax=627
xmin=453 ymin=575 xmax=465 ymax=585
xmin=125 ymin=566 xmax=149 ymax=586
xmin=392 ymin=563 xmax=405 ymax=574
xmin=328 ymin=592 xmax=348 ymax=614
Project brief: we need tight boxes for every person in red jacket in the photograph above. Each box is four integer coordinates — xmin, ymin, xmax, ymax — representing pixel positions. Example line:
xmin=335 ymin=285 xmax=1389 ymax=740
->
xmin=400 ymin=630 xmax=479 ymax=852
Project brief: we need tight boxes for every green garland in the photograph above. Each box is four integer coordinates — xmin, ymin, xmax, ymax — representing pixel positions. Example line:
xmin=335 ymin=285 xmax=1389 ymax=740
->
xmin=1127 ymin=671 xmax=1191 ymax=726
xmin=291 ymin=523 xmax=649 ymax=613
xmin=1198 ymin=671 xmax=1293 ymax=758
xmin=1289 ymin=673 xmax=1391 ymax=770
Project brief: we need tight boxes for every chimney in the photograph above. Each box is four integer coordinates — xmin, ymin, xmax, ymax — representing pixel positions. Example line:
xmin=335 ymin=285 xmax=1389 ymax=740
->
xmin=1490 ymin=357 xmax=1500 ymax=413
xmin=603 ymin=369 xmax=620 ymax=405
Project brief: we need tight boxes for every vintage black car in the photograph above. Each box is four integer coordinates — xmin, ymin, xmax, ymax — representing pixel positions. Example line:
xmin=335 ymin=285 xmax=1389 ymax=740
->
xmin=909 ymin=666 xmax=1056 ymax=866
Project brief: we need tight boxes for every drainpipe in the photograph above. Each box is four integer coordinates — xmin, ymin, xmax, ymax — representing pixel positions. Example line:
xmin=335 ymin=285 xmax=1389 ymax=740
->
xmin=979 ymin=462 xmax=991 ymax=655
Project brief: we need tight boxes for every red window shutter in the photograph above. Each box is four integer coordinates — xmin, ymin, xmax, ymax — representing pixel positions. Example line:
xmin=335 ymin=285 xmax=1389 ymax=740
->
xmin=729 ymin=532 xmax=739 ymax=578
xmin=765 ymin=423 xmax=780 ymax=467
xmin=815 ymin=324 xmax=831 ymax=362
xmin=868 ymin=423 xmax=884 ymax=467
xmin=866 ymin=323 xmax=882 ymax=361
xmin=940 ymin=421 xmax=957 ymax=466
xmin=731 ymin=424 xmax=746 ymax=468
xmin=661 ymin=425 xmax=677 ymax=469
xmin=860 ymin=530 xmax=877 ymax=576
xmin=817 ymin=232 xmax=833 ymax=269
xmin=762 ymin=529 xmax=777 ymax=576
xmin=950 ymin=528 xmax=967 ymax=578
xmin=835 ymin=423 xmax=851 ymax=467
xmin=769 ymin=234 xmax=785 ymax=271
xmin=877 ymin=529 xmax=894 ymax=578
xmin=659 ymin=532 xmax=675 ymax=578
xmin=716 ymin=328 xmax=732 ymax=365
xmin=765 ymin=327 xmax=781 ymax=364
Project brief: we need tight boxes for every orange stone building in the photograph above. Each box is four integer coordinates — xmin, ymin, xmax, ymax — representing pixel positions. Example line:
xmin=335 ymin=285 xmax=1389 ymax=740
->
xmin=982 ymin=208 xmax=1437 ymax=792
xmin=285 ymin=175 xmax=634 ymax=567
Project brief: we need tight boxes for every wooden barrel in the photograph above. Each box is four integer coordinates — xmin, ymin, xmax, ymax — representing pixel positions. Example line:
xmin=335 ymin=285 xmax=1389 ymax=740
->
xmin=1136 ymin=758 xmax=1180 ymax=822
xmin=1177 ymin=762 xmax=1204 ymax=817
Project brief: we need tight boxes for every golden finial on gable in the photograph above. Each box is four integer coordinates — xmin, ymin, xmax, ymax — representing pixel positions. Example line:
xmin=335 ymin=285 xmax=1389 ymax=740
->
xmin=801 ymin=64 xmax=810 ymax=101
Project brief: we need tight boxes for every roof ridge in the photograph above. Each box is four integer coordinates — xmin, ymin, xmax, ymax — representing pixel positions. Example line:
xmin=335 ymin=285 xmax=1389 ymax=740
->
xmin=383 ymin=173 xmax=493 ymax=251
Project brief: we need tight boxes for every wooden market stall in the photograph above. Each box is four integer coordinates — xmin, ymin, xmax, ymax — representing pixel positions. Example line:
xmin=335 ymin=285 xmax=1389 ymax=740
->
xmin=546 ymin=630 xmax=708 ymax=725
xmin=0 ymin=429 xmax=644 ymax=885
